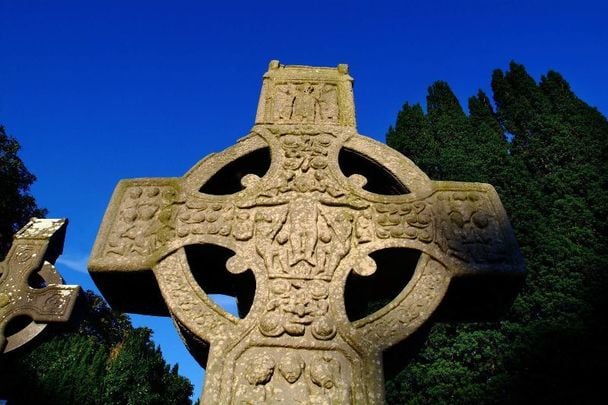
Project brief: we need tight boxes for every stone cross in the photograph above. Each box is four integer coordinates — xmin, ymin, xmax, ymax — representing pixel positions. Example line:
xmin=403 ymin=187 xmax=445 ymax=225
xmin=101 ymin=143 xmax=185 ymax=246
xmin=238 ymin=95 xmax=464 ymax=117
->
xmin=89 ymin=61 xmax=524 ymax=404
xmin=0 ymin=218 xmax=79 ymax=353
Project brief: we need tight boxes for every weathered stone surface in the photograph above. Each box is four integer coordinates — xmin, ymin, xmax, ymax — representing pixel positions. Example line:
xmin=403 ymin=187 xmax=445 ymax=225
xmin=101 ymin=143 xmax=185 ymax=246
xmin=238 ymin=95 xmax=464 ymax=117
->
xmin=0 ymin=218 xmax=80 ymax=353
xmin=89 ymin=61 xmax=524 ymax=404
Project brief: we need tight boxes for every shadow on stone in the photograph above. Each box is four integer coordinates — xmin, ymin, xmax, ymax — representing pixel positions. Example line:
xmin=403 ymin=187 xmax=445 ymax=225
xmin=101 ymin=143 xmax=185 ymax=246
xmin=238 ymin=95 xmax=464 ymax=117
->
xmin=437 ymin=273 xmax=524 ymax=321
xmin=200 ymin=147 xmax=271 ymax=195
xmin=339 ymin=147 xmax=409 ymax=195
xmin=345 ymin=248 xmax=419 ymax=322
xmin=186 ymin=244 xmax=255 ymax=319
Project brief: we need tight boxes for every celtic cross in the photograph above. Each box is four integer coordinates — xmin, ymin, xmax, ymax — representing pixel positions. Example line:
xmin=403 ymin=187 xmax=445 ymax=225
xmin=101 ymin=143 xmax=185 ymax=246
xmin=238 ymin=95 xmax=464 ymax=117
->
xmin=0 ymin=218 xmax=79 ymax=353
xmin=89 ymin=61 xmax=523 ymax=404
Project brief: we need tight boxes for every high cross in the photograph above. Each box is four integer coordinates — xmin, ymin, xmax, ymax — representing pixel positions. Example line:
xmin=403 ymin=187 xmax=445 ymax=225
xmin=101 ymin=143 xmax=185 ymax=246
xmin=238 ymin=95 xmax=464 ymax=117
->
xmin=0 ymin=218 xmax=79 ymax=353
xmin=89 ymin=61 xmax=524 ymax=404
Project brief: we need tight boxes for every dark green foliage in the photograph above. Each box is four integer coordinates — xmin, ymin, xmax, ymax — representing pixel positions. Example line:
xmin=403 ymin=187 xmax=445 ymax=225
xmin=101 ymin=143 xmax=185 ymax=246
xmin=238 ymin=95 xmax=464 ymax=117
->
xmin=387 ymin=103 xmax=438 ymax=178
xmin=0 ymin=127 xmax=193 ymax=404
xmin=0 ymin=125 xmax=47 ymax=258
xmin=386 ymin=62 xmax=608 ymax=403
xmin=103 ymin=328 xmax=192 ymax=405
xmin=5 ymin=334 xmax=107 ymax=404
xmin=426 ymin=81 xmax=473 ymax=180
xmin=0 ymin=291 xmax=193 ymax=405
xmin=466 ymin=91 xmax=510 ymax=188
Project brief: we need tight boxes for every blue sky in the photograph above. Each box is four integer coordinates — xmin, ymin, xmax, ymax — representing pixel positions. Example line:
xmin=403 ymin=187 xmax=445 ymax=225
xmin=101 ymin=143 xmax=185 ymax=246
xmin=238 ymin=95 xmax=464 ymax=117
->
xmin=2 ymin=0 xmax=606 ymax=400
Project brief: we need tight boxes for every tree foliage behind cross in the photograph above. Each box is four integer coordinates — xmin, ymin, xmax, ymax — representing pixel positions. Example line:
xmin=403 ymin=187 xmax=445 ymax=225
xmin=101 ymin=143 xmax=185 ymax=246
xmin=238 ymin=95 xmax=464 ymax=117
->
xmin=0 ymin=290 xmax=193 ymax=404
xmin=0 ymin=126 xmax=194 ymax=404
xmin=385 ymin=62 xmax=608 ymax=404
xmin=0 ymin=125 xmax=47 ymax=259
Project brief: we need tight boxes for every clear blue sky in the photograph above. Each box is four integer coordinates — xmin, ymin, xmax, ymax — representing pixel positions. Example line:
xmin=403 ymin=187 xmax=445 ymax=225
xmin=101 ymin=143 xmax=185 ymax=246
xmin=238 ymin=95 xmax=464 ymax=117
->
xmin=2 ymin=0 xmax=606 ymax=400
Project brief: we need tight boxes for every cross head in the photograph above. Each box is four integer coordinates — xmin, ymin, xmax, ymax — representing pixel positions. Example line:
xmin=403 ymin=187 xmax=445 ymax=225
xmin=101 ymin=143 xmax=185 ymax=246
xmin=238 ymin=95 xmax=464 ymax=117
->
xmin=0 ymin=218 xmax=79 ymax=353
xmin=89 ymin=61 xmax=524 ymax=404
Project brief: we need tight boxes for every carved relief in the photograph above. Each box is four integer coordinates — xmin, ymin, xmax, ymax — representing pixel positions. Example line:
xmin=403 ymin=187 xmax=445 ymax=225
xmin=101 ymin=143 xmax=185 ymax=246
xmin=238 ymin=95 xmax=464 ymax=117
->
xmin=155 ymin=252 xmax=232 ymax=339
xmin=274 ymin=353 xmax=310 ymax=401
xmin=234 ymin=354 xmax=275 ymax=404
xmin=374 ymin=201 xmax=433 ymax=243
xmin=106 ymin=186 xmax=180 ymax=257
xmin=14 ymin=245 xmax=35 ymax=265
xmin=233 ymin=210 xmax=255 ymax=241
xmin=310 ymin=356 xmax=350 ymax=404
xmin=434 ymin=191 xmax=507 ymax=264
xmin=259 ymin=278 xmax=335 ymax=339
xmin=247 ymin=202 xmax=359 ymax=280
xmin=177 ymin=200 xmax=234 ymax=238
xmin=230 ymin=131 xmax=366 ymax=282
xmin=252 ymin=207 xmax=289 ymax=275
xmin=359 ymin=259 xmax=448 ymax=344
xmin=232 ymin=348 xmax=352 ymax=405
xmin=259 ymin=133 xmax=341 ymax=198
xmin=354 ymin=209 xmax=374 ymax=244
xmin=271 ymin=83 xmax=339 ymax=124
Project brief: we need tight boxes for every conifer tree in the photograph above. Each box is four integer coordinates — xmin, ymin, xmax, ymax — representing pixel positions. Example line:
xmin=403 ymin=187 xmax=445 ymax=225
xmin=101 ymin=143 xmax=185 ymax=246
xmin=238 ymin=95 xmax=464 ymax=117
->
xmin=101 ymin=327 xmax=192 ymax=405
xmin=0 ymin=127 xmax=192 ymax=403
xmin=386 ymin=103 xmax=438 ymax=178
xmin=490 ymin=64 xmax=608 ymax=402
xmin=426 ymin=81 xmax=472 ymax=180
xmin=466 ymin=90 xmax=509 ymax=187
xmin=0 ymin=125 xmax=46 ymax=258
xmin=385 ymin=62 xmax=608 ymax=404
xmin=0 ymin=291 xmax=194 ymax=404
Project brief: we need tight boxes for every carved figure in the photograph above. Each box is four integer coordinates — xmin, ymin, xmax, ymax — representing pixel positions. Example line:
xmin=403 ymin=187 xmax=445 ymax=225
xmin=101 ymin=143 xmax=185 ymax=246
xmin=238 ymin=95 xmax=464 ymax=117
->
xmin=286 ymin=196 xmax=318 ymax=268
xmin=235 ymin=354 xmax=275 ymax=404
xmin=272 ymin=353 xmax=309 ymax=403
xmin=292 ymin=84 xmax=318 ymax=123
xmin=310 ymin=356 xmax=349 ymax=404
xmin=274 ymin=84 xmax=296 ymax=122
xmin=319 ymin=85 xmax=338 ymax=123
xmin=254 ymin=208 xmax=288 ymax=274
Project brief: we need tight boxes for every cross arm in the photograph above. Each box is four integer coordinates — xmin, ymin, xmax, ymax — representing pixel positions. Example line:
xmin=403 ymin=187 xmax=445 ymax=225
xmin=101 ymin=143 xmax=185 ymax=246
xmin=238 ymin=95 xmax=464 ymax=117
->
xmin=88 ymin=178 xmax=240 ymax=315
xmin=371 ymin=181 xmax=524 ymax=277
xmin=351 ymin=181 xmax=524 ymax=350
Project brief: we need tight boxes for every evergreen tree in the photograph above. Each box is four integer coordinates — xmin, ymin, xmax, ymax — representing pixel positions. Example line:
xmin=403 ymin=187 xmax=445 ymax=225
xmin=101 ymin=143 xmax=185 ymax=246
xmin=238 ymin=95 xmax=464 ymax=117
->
xmin=466 ymin=91 xmax=510 ymax=187
xmin=11 ymin=335 xmax=107 ymax=404
xmin=385 ymin=62 xmax=608 ymax=404
xmin=0 ymin=291 xmax=194 ymax=404
xmin=103 ymin=328 xmax=187 ymax=405
xmin=0 ymin=126 xmax=193 ymax=404
xmin=0 ymin=125 xmax=47 ymax=258
xmin=491 ymin=63 xmax=608 ymax=402
xmin=426 ymin=81 xmax=472 ymax=180
xmin=387 ymin=103 xmax=439 ymax=178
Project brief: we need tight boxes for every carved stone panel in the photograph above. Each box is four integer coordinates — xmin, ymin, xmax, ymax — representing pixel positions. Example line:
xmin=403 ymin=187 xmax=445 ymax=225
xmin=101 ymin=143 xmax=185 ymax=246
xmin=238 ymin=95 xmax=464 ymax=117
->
xmin=89 ymin=61 xmax=524 ymax=404
xmin=231 ymin=347 xmax=353 ymax=404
